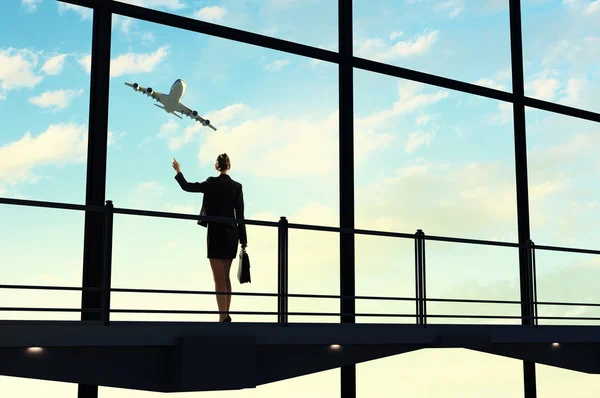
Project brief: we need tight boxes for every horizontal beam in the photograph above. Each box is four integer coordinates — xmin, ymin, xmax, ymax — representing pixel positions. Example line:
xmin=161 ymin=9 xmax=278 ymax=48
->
xmin=352 ymin=56 xmax=514 ymax=103
xmin=3 ymin=196 xmax=600 ymax=254
xmin=57 ymin=0 xmax=600 ymax=124
xmin=57 ymin=0 xmax=339 ymax=64
xmin=4 ymin=321 xmax=600 ymax=347
xmin=523 ymin=96 xmax=600 ymax=123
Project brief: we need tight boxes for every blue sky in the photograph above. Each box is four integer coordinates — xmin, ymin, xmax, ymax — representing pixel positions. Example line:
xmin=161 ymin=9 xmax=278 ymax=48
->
xmin=1 ymin=0 xmax=600 ymax=397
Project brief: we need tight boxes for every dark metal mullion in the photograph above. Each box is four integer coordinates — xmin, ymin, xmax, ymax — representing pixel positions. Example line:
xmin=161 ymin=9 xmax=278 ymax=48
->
xmin=509 ymin=1 xmax=537 ymax=397
xmin=79 ymin=5 xmax=112 ymax=398
xmin=353 ymin=57 xmax=600 ymax=124
xmin=57 ymin=1 xmax=600 ymax=124
xmin=353 ymin=56 xmax=513 ymax=103
xmin=524 ymin=96 xmax=600 ymax=124
xmin=58 ymin=0 xmax=339 ymax=64
xmin=339 ymin=0 xmax=355 ymax=398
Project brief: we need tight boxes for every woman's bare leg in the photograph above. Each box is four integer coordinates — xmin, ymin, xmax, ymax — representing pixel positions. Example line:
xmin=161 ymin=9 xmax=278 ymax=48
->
xmin=223 ymin=258 xmax=234 ymax=314
xmin=209 ymin=258 xmax=228 ymax=322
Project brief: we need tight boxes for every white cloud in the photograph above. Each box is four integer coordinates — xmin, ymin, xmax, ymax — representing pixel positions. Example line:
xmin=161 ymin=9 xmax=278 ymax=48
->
xmin=78 ymin=47 xmax=169 ymax=78
xmin=193 ymin=6 xmax=227 ymax=22
xmin=405 ymin=130 xmax=434 ymax=154
xmin=416 ymin=113 xmax=432 ymax=126
xmin=560 ymin=77 xmax=586 ymax=105
xmin=356 ymin=30 xmax=439 ymax=62
xmin=107 ymin=131 xmax=126 ymax=148
xmin=110 ymin=46 xmax=169 ymax=77
xmin=197 ymin=81 xmax=443 ymax=178
xmin=527 ymin=70 xmax=560 ymax=101
xmin=22 ymin=0 xmax=43 ymax=12
xmin=474 ymin=78 xmax=506 ymax=91
xmin=389 ymin=31 xmax=404 ymax=40
xmin=0 ymin=123 xmax=88 ymax=185
xmin=586 ymin=0 xmax=600 ymax=13
xmin=113 ymin=15 xmax=134 ymax=34
xmin=158 ymin=119 xmax=187 ymax=151
xmin=77 ymin=54 xmax=91 ymax=74
xmin=169 ymin=205 xmax=197 ymax=214
xmin=0 ymin=123 xmax=120 ymax=190
xmin=562 ymin=0 xmax=600 ymax=14
xmin=265 ymin=59 xmax=290 ymax=71
xmin=529 ymin=179 xmax=569 ymax=201
xmin=132 ymin=181 xmax=166 ymax=198
xmin=121 ymin=0 xmax=186 ymax=10
xmin=41 ymin=54 xmax=67 ymax=75
xmin=437 ymin=0 xmax=464 ymax=18
xmin=357 ymin=81 xmax=449 ymax=127
xmin=140 ymin=32 xmax=156 ymax=42
xmin=158 ymin=104 xmax=247 ymax=151
xmin=0 ymin=48 xmax=43 ymax=98
xmin=28 ymin=89 xmax=84 ymax=111
xmin=57 ymin=3 xmax=93 ymax=20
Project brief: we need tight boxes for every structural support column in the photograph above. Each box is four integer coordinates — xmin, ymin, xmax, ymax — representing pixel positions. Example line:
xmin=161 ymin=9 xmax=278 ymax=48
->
xmin=79 ymin=5 xmax=112 ymax=398
xmin=508 ymin=1 xmax=536 ymax=397
xmin=339 ymin=1 xmax=356 ymax=397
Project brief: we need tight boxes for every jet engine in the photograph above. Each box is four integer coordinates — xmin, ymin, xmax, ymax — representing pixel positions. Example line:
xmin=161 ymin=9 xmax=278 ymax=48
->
xmin=192 ymin=110 xmax=198 ymax=117
xmin=146 ymin=87 xmax=153 ymax=94
xmin=202 ymin=119 xmax=210 ymax=126
xmin=132 ymin=83 xmax=139 ymax=90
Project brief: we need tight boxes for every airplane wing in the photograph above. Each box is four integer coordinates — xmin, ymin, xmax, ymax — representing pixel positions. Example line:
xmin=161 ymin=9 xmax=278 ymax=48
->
xmin=175 ymin=102 xmax=217 ymax=131
xmin=125 ymin=82 xmax=167 ymax=105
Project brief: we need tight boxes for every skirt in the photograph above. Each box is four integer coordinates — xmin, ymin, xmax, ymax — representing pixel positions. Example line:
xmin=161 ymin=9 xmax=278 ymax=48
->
xmin=206 ymin=223 xmax=239 ymax=259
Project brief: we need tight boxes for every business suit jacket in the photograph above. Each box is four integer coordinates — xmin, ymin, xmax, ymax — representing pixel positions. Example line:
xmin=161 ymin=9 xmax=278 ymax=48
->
xmin=174 ymin=171 xmax=247 ymax=245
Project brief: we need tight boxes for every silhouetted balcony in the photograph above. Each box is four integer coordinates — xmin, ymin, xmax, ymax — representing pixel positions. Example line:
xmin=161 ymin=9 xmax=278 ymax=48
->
xmin=2 ymin=196 xmax=600 ymax=393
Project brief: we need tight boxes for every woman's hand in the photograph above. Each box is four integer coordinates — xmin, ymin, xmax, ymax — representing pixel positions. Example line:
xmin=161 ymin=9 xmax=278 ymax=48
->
xmin=172 ymin=158 xmax=181 ymax=173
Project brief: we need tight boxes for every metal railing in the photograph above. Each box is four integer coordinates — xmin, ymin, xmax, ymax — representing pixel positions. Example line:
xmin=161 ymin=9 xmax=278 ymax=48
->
xmin=2 ymin=196 xmax=600 ymax=326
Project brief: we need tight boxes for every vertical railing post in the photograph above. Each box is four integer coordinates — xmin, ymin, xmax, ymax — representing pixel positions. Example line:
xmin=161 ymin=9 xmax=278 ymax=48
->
xmin=529 ymin=240 xmax=538 ymax=327
xmin=102 ymin=200 xmax=114 ymax=326
xmin=277 ymin=216 xmax=289 ymax=325
xmin=422 ymin=231 xmax=427 ymax=326
xmin=415 ymin=229 xmax=426 ymax=325
xmin=414 ymin=232 xmax=420 ymax=324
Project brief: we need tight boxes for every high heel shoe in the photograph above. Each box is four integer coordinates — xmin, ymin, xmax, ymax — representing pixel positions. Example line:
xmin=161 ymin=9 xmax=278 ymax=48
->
xmin=220 ymin=315 xmax=231 ymax=323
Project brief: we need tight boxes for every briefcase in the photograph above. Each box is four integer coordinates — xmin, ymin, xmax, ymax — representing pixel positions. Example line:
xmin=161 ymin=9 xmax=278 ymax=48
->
xmin=237 ymin=248 xmax=251 ymax=284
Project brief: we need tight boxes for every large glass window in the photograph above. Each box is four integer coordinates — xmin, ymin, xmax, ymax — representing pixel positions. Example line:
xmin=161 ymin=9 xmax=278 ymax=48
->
xmin=527 ymin=108 xmax=600 ymax=250
xmin=0 ymin=1 xmax=93 ymax=393
xmin=353 ymin=69 xmax=518 ymax=240
xmin=3 ymin=0 xmax=600 ymax=396
xmin=0 ymin=1 xmax=92 ymax=321
xmin=522 ymin=0 xmax=600 ymax=114
xmin=354 ymin=68 xmax=523 ymax=395
xmin=103 ymin=16 xmax=340 ymax=324
xmin=353 ymin=0 xmax=512 ymax=89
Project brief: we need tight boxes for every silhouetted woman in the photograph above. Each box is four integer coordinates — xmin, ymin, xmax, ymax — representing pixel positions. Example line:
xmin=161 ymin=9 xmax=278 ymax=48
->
xmin=172 ymin=154 xmax=247 ymax=322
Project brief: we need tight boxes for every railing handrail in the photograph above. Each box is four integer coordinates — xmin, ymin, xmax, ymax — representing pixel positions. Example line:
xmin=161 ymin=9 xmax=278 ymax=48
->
xmin=2 ymin=196 xmax=599 ymax=255
xmin=2 ymin=283 xmax=600 ymax=309
xmin=2 ymin=196 xmax=599 ymax=326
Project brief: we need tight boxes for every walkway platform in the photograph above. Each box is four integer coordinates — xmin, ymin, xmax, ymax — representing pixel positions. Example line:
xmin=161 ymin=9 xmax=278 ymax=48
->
xmin=1 ymin=321 xmax=599 ymax=392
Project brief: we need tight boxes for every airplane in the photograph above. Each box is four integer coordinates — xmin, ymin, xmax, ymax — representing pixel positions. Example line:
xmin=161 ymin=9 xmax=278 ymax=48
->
xmin=124 ymin=79 xmax=217 ymax=131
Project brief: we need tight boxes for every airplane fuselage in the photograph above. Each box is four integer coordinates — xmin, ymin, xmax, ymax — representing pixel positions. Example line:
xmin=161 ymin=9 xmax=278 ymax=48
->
xmin=163 ymin=78 xmax=186 ymax=113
